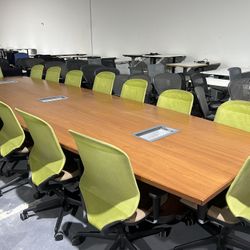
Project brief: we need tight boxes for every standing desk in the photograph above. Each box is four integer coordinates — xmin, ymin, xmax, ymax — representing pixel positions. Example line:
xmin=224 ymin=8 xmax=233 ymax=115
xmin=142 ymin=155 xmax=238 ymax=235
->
xmin=1 ymin=77 xmax=250 ymax=218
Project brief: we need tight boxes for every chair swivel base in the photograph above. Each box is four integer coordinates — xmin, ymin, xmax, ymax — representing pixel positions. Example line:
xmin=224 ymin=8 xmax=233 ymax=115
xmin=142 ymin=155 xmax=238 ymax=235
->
xmin=20 ymin=197 xmax=78 ymax=241
xmin=174 ymin=233 xmax=250 ymax=250
xmin=0 ymin=171 xmax=29 ymax=197
xmin=72 ymin=224 xmax=171 ymax=250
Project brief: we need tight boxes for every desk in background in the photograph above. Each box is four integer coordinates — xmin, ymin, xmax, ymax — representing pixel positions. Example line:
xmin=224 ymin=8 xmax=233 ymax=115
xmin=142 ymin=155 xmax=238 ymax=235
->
xmin=202 ymin=67 xmax=250 ymax=79
xmin=1 ymin=77 xmax=250 ymax=217
xmin=166 ymin=61 xmax=208 ymax=73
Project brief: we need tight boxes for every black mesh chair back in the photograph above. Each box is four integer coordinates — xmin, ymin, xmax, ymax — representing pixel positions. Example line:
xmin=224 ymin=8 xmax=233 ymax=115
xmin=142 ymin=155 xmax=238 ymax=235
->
xmin=94 ymin=67 xmax=120 ymax=77
xmin=16 ymin=58 xmax=44 ymax=70
xmin=147 ymin=64 xmax=165 ymax=79
xmin=113 ymin=74 xmax=130 ymax=96
xmin=194 ymin=86 xmax=215 ymax=120
xmin=241 ymin=71 xmax=250 ymax=79
xmin=228 ymin=78 xmax=250 ymax=101
xmin=44 ymin=61 xmax=67 ymax=80
xmin=101 ymin=58 xmax=116 ymax=68
xmin=190 ymin=73 xmax=210 ymax=94
xmin=153 ymin=72 xmax=182 ymax=96
xmin=87 ymin=57 xmax=102 ymax=65
xmin=129 ymin=74 xmax=153 ymax=104
xmin=129 ymin=61 xmax=147 ymax=75
xmin=66 ymin=59 xmax=88 ymax=71
xmin=81 ymin=64 xmax=105 ymax=88
xmin=228 ymin=67 xmax=242 ymax=80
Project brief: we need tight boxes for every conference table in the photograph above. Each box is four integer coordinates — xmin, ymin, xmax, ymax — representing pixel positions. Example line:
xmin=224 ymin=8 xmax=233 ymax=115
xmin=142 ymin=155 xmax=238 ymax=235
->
xmin=1 ymin=76 xmax=250 ymax=220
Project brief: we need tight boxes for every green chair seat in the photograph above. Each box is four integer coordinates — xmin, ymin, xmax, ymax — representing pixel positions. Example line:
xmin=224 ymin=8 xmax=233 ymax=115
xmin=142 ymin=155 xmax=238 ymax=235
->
xmin=0 ymin=66 xmax=3 ymax=79
xmin=0 ymin=101 xmax=25 ymax=157
xmin=120 ymin=79 xmax=148 ymax=103
xmin=45 ymin=66 xmax=61 ymax=83
xmin=65 ymin=70 xmax=83 ymax=87
xmin=30 ymin=64 xmax=44 ymax=79
xmin=226 ymin=156 xmax=250 ymax=221
xmin=93 ymin=71 xmax=115 ymax=95
xmin=69 ymin=130 xmax=140 ymax=231
xmin=16 ymin=109 xmax=65 ymax=186
xmin=157 ymin=89 xmax=194 ymax=115
xmin=214 ymin=100 xmax=250 ymax=132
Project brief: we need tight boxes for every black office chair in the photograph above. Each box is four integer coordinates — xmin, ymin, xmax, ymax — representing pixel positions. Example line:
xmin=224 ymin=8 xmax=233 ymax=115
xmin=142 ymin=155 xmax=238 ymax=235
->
xmin=194 ymin=86 xmax=215 ymax=120
xmin=152 ymin=72 xmax=182 ymax=97
xmin=228 ymin=67 xmax=242 ymax=80
xmin=44 ymin=61 xmax=67 ymax=81
xmin=190 ymin=73 xmax=227 ymax=109
xmin=228 ymin=78 xmax=250 ymax=101
xmin=113 ymin=74 xmax=130 ymax=96
xmin=129 ymin=74 xmax=153 ymax=104
xmin=65 ymin=59 xmax=88 ymax=71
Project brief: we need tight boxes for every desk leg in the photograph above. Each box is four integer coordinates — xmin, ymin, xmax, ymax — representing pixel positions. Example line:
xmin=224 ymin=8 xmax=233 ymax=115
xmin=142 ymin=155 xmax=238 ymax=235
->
xmin=171 ymin=57 xmax=176 ymax=73
xmin=197 ymin=204 xmax=208 ymax=224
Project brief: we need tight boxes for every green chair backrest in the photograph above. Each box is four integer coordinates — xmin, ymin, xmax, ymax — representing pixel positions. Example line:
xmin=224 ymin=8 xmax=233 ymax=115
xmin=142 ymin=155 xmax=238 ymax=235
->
xmin=226 ymin=156 xmax=250 ymax=221
xmin=16 ymin=109 xmax=65 ymax=187
xmin=120 ymin=79 xmax=148 ymax=103
xmin=157 ymin=89 xmax=194 ymax=115
xmin=45 ymin=66 xmax=61 ymax=83
xmin=30 ymin=64 xmax=44 ymax=79
xmin=214 ymin=100 xmax=250 ymax=132
xmin=0 ymin=66 xmax=3 ymax=79
xmin=0 ymin=102 xmax=25 ymax=157
xmin=69 ymin=130 xmax=140 ymax=231
xmin=92 ymin=71 xmax=115 ymax=95
xmin=65 ymin=70 xmax=83 ymax=87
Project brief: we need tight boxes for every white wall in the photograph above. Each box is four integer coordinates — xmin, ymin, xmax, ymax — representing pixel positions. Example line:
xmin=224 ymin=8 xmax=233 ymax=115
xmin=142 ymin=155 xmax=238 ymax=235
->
xmin=0 ymin=0 xmax=91 ymax=54
xmin=91 ymin=0 xmax=250 ymax=67
xmin=1 ymin=0 xmax=250 ymax=67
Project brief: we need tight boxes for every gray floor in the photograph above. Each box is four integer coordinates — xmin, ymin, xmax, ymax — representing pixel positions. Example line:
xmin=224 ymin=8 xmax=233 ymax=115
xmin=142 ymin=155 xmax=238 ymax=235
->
xmin=0 ymin=162 xmax=228 ymax=250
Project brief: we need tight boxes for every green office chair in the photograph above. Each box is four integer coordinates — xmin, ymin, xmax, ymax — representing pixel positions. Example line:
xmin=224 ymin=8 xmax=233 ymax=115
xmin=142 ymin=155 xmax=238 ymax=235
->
xmin=214 ymin=100 xmax=250 ymax=132
xmin=175 ymin=156 xmax=250 ymax=249
xmin=92 ymin=71 xmax=115 ymax=94
xmin=0 ymin=66 xmax=3 ymax=79
xmin=16 ymin=109 xmax=80 ymax=241
xmin=45 ymin=66 xmax=61 ymax=83
xmin=120 ymin=79 xmax=148 ymax=103
xmin=0 ymin=101 xmax=29 ymax=196
xmin=69 ymin=130 xmax=171 ymax=249
xmin=30 ymin=64 xmax=44 ymax=79
xmin=157 ymin=89 xmax=194 ymax=115
xmin=64 ymin=70 xmax=83 ymax=87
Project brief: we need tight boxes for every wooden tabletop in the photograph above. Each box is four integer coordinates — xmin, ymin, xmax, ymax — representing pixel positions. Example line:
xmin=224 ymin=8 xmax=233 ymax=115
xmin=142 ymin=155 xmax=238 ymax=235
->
xmin=1 ymin=77 xmax=250 ymax=205
xmin=166 ymin=62 xmax=208 ymax=68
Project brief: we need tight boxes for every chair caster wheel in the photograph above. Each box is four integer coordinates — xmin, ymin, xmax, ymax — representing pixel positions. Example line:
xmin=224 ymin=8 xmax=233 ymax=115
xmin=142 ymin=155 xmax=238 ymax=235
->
xmin=72 ymin=235 xmax=86 ymax=246
xmin=33 ymin=192 xmax=44 ymax=200
xmin=54 ymin=231 xmax=64 ymax=241
xmin=20 ymin=212 xmax=28 ymax=220
xmin=4 ymin=170 xmax=13 ymax=177
xmin=159 ymin=228 xmax=171 ymax=238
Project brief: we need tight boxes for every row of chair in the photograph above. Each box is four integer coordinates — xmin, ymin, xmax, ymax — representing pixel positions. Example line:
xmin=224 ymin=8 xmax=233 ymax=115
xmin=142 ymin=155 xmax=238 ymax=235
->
xmin=0 ymin=101 xmax=172 ymax=248
xmin=0 ymin=97 xmax=250 ymax=249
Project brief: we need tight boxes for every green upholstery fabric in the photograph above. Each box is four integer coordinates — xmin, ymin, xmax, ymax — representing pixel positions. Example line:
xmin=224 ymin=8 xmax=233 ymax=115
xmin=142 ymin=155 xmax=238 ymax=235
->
xmin=69 ymin=130 xmax=140 ymax=231
xmin=92 ymin=71 xmax=115 ymax=95
xmin=65 ymin=70 xmax=83 ymax=87
xmin=45 ymin=66 xmax=61 ymax=83
xmin=0 ymin=66 xmax=3 ymax=79
xmin=120 ymin=79 xmax=147 ymax=103
xmin=0 ymin=101 xmax=25 ymax=157
xmin=226 ymin=157 xmax=250 ymax=221
xmin=16 ymin=109 xmax=65 ymax=187
xmin=30 ymin=64 xmax=44 ymax=79
xmin=214 ymin=100 xmax=250 ymax=132
xmin=157 ymin=89 xmax=194 ymax=115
